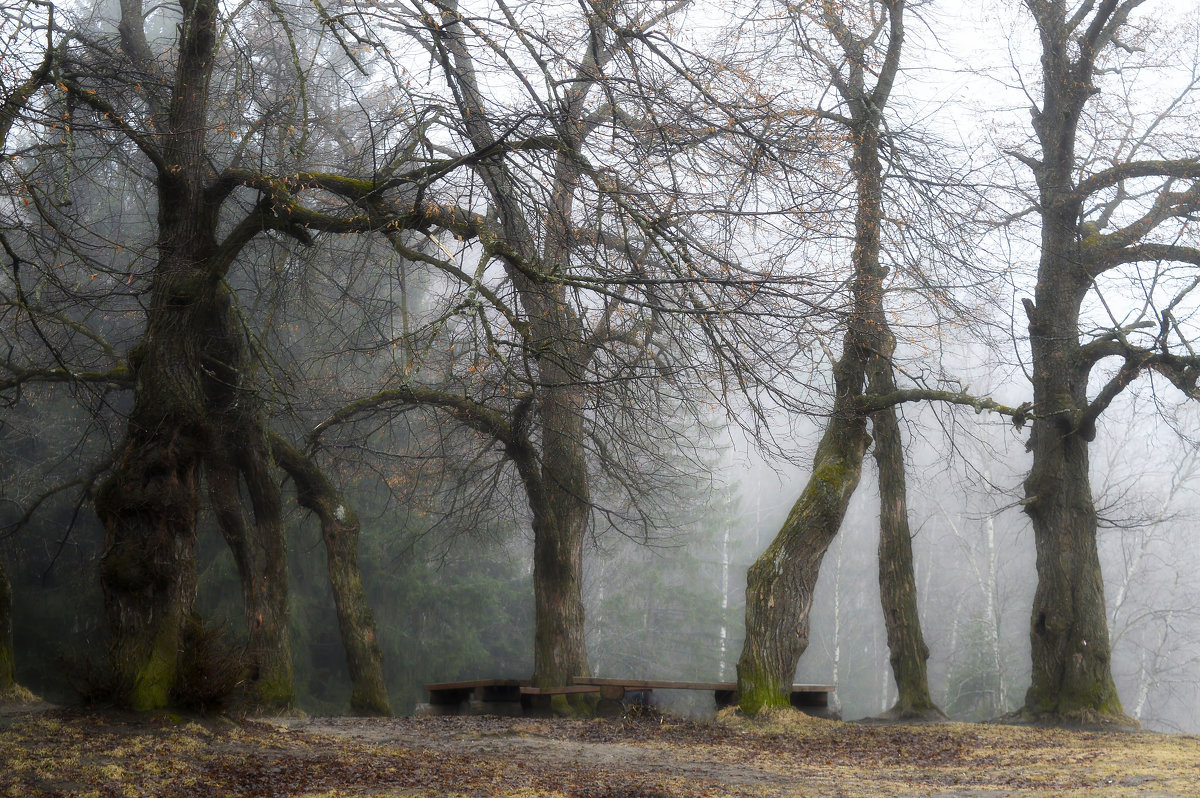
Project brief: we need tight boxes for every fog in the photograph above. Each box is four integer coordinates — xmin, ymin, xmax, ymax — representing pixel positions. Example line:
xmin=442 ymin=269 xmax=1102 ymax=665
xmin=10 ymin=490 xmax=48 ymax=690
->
xmin=3 ymin=0 xmax=1200 ymax=734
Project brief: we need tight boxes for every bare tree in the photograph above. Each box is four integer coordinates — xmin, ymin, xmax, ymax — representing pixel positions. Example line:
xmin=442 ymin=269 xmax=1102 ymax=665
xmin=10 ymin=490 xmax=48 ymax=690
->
xmin=1007 ymin=0 xmax=1200 ymax=723
xmin=0 ymin=0 xmax=503 ymax=712
xmin=737 ymin=0 xmax=946 ymax=717
xmin=315 ymin=0 xmax=834 ymax=697
xmin=0 ymin=0 xmax=64 ymax=704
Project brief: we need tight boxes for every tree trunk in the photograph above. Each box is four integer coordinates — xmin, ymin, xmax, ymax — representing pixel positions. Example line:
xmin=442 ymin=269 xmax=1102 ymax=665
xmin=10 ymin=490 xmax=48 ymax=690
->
xmin=203 ymin=282 xmax=295 ymax=712
xmin=0 ymin=555 xmax=14 ymax=695
xmin=1022 ymin=374 xmax=1123 ymax=718
xmin=737 ymin=356 xmax=870 ymax=714
xmin=96 ymin=271 xmax=210 ymax=709
xmin=271 ymin=435 xmax=391 ymax=716
xmin=737 ymin=1 xmax=904 ymax=713
xmin=434 ymin=0 xmax=596 ymax=698
xmin=96 ymin=0 xmax=221 ymax=712
xmin=97 ymin=419 xmax=201 ymax=711
xmin=871 ymin=393 xmax=943 ymax=719
xmin=1015 ymin=0 xmax=1133 ymax=725
xmin=205 ymin=444 xmax=294 ymax=711
xmin=530 ymin=381 xmax=591 ymax=697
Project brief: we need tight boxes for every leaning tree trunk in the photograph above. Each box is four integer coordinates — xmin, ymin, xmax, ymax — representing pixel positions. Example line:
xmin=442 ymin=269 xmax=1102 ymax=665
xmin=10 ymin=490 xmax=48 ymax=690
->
xmin=869 ymin=361 xmax=942 ymax=720
xmin=271 ymin=435 xmax=391 ymax=716
xmin=737 ymin=352 xmax=871 ymax=714
xmin=737 ymin=0 xmax=906 ymax=716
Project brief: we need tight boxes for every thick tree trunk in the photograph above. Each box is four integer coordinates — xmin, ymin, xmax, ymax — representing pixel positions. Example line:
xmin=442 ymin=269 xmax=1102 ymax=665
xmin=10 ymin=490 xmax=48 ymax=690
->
xmin=530 ymin=382 xmax=591 ymax=696
xmin=1019 ymin=2 xmax=1128 ymax=720
xmin=531 ymin=503 xmax=588 ymax=690
xmin=96 ymin=0 xmax=221 ymax=712
xmin=1023 ymin=276 xmax=1123 ymax=718
xmin=871 ymin=393 xmax=942 ymax=719
xmin=271 ymin=435 xmax=391 ymax=716
xmin=96 ymin=210 xmax=226 ymax=711
xmin=1023 ymin=427 xmax=1121 ymax=717
xmin=97 ymin=422 xmax=201 ymax=711
xmin=96 ymin=269 xmax=211 ymax=709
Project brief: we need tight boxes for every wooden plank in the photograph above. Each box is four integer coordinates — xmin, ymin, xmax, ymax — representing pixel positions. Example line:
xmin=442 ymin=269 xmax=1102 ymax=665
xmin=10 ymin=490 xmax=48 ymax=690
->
xmin=520 ymin=685 xmax=603 ymax=695
xmin=425 ymin=678 xmax=527 ymax=691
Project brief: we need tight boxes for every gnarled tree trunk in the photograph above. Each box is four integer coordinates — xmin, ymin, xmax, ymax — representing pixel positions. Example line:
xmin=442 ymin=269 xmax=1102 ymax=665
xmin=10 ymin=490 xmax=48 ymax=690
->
xmin=206 ymin=441 xmax=293 ymax=711
xmin=203 ymin=281 xmax=294 ymax=712
xmin=97 ymin=270 xmax=213 ymax=710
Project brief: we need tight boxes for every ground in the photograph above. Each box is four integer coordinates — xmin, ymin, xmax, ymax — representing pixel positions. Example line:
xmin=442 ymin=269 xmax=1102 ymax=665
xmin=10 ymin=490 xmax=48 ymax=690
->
xmin=2 ymin=701 xmax=1200 ymax=796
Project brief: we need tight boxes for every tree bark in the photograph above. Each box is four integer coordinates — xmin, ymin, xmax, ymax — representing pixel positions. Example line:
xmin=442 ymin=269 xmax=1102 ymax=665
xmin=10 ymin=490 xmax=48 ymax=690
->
xmin=530 ymin=383 xmax=591 ymax=691
xmin=271 ymin=435 xmax=391 ymax=716
xmin=97 ymin=404 xmax=202 ymax=711
xmin=870 ymin=384 xmax=942 ymax=719
xmin=205 ymin=442 xmax=294 ymax=711
xmin=737 ymin=384 xmax=870 ymax=714
xmin=202 ymin=279 xmax=295 ymax=712
xmin=1023 ymin=286 xmax=1122 ymax=716
xmin=0 ymin=555 xmax=15 ymax=695
xmin=96 ymin=267 xmax=214 ymax=709
xmin=96 ymin=0 xmax=223 ymax=710
xmin=432 ymin=1 xmax=598 ymax=694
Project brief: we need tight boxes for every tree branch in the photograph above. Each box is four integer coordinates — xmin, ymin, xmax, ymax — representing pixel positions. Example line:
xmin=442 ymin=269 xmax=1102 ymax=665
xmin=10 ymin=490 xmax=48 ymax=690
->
xmin=855 ymin=388 xmax=1033 ymax=428
xmin=1073 ymin=159 xmax=1200 ymax=200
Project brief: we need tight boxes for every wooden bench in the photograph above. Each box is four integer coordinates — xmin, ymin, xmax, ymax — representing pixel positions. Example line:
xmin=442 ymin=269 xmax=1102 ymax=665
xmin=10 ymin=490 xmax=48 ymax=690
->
xmin=424 ymin=677 xmax=837 ymax=718
xmin=423 ymin=679 xmax=603 ymax=716
xmin=423 ymin=679 xmax=528 ymax=715
xmin=571 ymin=678 xmax=838 ymax=718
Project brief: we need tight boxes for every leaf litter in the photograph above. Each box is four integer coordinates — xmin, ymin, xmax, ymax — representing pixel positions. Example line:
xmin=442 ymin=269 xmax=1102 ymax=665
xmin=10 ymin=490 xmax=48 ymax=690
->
xmin=2 ymin=705 xmax=1199 ymax=796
